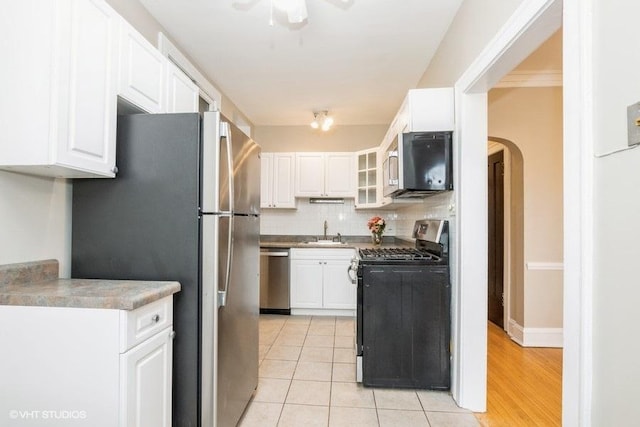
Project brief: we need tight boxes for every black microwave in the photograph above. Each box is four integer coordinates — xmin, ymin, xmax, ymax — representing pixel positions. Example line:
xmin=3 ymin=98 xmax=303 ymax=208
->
xmin=383 ymin=131 xmax=453 ymax=198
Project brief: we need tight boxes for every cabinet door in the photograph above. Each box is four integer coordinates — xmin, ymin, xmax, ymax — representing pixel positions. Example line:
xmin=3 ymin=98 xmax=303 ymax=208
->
xmin=260 ymin=153 xmax=274 ymax=208
xmin=118 ymin=19 xmax=165 ymax=113
xmin=290 ymin=260 xmax=323 ymax=308
xmin=295 ymin=153 xmax=325 ymax=197
xmin=165 ymin=61 xmax=199 ymax=113
xmin=272 ymin=153 xmax=295 ymax=208
xmin=325 ymin=153 xmax=354 ymax=197
xmin=322 ymin=259 xmax=356 ymax=309
xmin=121 ymin=327 xmax=173 ymax=427
xmin=55 ymin=0 xmax=119 ymax=177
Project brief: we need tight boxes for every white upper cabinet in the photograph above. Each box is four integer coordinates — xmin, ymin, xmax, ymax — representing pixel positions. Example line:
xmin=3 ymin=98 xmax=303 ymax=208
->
xmin=165 ymin=61 xmax=199 ymax=113
xmin=395 ymin=87 xmax=455 ymax=134
xmin=325 ymin=153 xmax=355 ymax=197
xmin=0 ymin=0 xmax=119 ymax=178
xmin=261 ymin=153 xmax=296 ymax=209
xmin=118 ymin=19 xmax=165 ymax=113
xmin=295 ymin=153 xmax=354 ymax=198
xmin=354 ymin=148 xmax=379 ymax=208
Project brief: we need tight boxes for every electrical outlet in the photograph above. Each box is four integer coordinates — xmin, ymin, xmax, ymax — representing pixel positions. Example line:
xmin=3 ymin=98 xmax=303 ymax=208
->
xmin=627 ymin=102 xmax=640 ymax=147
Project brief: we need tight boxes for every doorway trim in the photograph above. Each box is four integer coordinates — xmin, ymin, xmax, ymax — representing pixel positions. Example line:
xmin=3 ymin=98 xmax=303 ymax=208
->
xmin=450 ymin=0 xmax=564 ymax=414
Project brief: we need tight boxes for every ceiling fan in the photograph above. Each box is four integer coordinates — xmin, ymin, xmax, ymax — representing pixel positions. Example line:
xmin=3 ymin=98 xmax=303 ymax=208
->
xmin=235 ymin=0 xmax=351 ymax=26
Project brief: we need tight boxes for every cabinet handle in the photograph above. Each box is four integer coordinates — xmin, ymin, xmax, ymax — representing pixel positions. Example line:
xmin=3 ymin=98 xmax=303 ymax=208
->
xmin=151 ymin=314 xmax=160 ymax=323
xmin=111 ymin=166 xmax=118 ymax=174
xmin=170 ymin=331 xmax=176 ymax=340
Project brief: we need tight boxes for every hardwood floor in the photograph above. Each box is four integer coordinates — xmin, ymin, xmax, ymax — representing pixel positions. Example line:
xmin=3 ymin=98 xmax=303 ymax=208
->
xmin=475 ymin=322 xmax=563 ymax=427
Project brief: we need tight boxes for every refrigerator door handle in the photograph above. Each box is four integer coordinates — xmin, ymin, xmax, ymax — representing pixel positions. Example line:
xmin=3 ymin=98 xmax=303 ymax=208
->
xmin=218 ymin=214 xmax=234 ymax=308
xmin=218 ymin=122 xmax=235 ymax=308
xmin=220 ymin=121 xmax=235 ymax=213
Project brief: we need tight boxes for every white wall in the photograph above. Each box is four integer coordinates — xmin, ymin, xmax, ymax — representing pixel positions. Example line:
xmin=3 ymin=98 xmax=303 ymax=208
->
xmin=0 ymin=172 xmax=71 ymax=277
xmin=589 ymin=0 xmax=640 ymax=423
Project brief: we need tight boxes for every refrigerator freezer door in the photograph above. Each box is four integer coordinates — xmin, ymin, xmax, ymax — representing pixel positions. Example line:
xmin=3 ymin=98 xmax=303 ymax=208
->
xmin=226 ymin=118 xmax=261 ymax=215
xmin=217 ymin=215 xmax=260 ymax=427
xmin=201 ymin=111 xmax=224 ymax=214
xmin=201 ymin=112 xmax=260 ymax=216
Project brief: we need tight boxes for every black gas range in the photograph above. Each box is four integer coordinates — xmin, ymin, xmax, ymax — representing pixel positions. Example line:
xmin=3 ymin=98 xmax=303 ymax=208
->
xmin=357 ymin=219 xmax=448 ymax=266
xmin=355 ymin=219 xmax=451 ymax=390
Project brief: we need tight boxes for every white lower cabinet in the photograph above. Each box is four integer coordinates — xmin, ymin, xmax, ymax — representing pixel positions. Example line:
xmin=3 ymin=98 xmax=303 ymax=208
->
xmin=290 ymin=248 xmax=356 ymax=315
xmin=120 ymin=327 xmax=173 ymax=427
xmin=0 ymin=296 xmax=174 ymax=427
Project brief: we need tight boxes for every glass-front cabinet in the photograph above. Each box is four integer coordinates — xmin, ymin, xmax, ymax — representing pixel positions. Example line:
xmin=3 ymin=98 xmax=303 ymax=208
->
xmin=355 ymin=148 xmax=378 ymax=208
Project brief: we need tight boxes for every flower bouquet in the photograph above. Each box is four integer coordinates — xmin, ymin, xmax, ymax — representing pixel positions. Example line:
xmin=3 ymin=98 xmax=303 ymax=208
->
xmin=367 ymin=216 xmax=386 ymax=245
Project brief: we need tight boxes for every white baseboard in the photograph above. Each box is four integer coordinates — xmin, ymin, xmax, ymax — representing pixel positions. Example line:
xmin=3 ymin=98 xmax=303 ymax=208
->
xmin=291 ymin=308 xmax=355 ymax=317
xmin=507 ymin=319 xmax=563 ymax=348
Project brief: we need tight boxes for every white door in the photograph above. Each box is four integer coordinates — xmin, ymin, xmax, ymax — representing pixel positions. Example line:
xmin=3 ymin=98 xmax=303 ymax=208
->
xmin=295 ymin=153 xmax=324 ymax=197
xmin=290 ymin=260 xmax=324 ymax=308
xmin=322 ymin=259 xmax=356 ymax=309
xmin=260 ymin=153 xmax=273 ymax=208
xmin=165 ymin=61 xmax=198 ymax=113
xmin=56 ymin=0 xmax=118 ymax=176
xmin=325 ymin=153 xmax=354 ymax=197
xmin=272 ymin=153 xmax=295 ymax=208
xmin=118 ymin=20 xmax=165 ymax=113
xmin=121 ymin=327 xmax=173 ymax=427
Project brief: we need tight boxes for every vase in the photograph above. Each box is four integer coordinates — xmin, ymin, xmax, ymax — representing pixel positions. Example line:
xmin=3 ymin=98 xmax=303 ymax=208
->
xmin=371 ymin=232 xmax=383 ymax=246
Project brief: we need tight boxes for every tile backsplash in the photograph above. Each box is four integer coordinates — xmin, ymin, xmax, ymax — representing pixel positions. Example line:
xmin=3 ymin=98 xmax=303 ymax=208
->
xmin=260 ymin=192 xmax=455 ymax=238
xmin=260 ymin=199 xmax=398 ymax=237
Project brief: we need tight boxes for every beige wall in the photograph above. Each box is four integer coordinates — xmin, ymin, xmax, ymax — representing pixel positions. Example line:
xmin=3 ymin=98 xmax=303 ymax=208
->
xmin=488 ymin=86 xmax=563 ymax=329
xmin=513 ymin=29 xmax=562 ymax=72
xmin=417 ymin=0 xmax=525 ymax=87
xmin=0 ymin=173 xmax=71 ymax=276
xmin=254 ymin=125 xmax=386 ymax=152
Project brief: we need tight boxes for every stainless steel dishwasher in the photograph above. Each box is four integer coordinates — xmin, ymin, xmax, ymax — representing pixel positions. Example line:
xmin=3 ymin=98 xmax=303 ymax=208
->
xmin=259 ymin=248 xmax=290 ymax=314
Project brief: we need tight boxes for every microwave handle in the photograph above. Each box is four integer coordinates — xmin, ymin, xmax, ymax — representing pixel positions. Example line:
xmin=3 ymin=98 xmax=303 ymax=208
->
xmin=387 ymin=151 xmax=399 ymax=185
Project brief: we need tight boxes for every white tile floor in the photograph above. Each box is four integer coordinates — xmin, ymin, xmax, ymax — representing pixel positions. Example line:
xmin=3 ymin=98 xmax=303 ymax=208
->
xmin=238 ymin=315 xmax=479 ymax=427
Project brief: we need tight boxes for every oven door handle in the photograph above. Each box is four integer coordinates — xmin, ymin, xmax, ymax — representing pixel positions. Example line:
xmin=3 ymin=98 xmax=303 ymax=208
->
xmin=347 ymin=258 xmax=358 ymax=284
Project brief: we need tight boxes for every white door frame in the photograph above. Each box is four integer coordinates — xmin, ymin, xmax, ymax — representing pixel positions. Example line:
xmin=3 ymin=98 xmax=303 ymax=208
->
xmin=451 ymin=0 xmax=573 ymax=415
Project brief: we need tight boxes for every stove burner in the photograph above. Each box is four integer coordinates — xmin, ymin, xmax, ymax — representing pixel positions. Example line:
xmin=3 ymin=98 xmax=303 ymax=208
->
xmin=359 ymin=247 xmax=441 ymax=262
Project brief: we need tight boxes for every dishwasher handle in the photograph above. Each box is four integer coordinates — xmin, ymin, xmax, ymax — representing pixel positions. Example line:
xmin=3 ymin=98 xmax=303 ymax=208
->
xmin=260 ymin=251 xmax=289 ymax=257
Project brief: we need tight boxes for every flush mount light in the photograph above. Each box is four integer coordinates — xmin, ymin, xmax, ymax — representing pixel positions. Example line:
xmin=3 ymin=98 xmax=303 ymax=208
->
xmin=310 ymin=111 xmax=334 ymax=132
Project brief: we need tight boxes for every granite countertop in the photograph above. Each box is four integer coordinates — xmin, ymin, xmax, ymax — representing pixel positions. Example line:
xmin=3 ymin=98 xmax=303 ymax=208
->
xmin=0 ymin=259 xmax=181 ymax=310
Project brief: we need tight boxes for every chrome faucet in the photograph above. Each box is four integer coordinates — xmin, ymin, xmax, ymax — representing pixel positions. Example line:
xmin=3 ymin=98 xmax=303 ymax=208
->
xmin=323 ymin=220 xmax=328 ymax=239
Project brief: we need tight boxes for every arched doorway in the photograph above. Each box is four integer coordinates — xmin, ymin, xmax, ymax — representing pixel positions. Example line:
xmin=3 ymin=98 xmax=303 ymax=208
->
xmin=487 ymin=137 xmax=524 ymax=332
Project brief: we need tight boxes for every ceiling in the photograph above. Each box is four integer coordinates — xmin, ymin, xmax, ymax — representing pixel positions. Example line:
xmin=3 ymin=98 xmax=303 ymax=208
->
xmin=139 ymin=0 xmax=464 ymax=127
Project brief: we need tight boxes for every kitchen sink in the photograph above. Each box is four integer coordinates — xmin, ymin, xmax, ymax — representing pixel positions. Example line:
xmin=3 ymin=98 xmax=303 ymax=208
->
xmin=303 ymin=240 xmax=347 ymax=246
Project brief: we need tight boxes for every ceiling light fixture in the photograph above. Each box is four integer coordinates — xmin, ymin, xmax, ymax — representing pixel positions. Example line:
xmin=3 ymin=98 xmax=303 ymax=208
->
xmin=267 ymin=0 xmax=350 ymax=26
xmin=270 ymin=0 xmax=308 ymax=25
xmin=310 ymin=111 xmax=334 ymax=131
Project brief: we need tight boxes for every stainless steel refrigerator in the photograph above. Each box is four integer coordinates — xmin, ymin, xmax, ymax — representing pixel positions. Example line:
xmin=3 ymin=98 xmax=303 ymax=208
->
xmin=72 ymin=111 xmax=260 ymax=427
